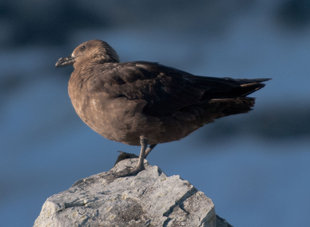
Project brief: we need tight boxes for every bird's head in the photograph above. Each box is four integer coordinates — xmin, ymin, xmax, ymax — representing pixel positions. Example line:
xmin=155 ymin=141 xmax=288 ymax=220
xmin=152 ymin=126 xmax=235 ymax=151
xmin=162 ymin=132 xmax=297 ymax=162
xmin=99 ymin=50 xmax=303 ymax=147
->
xmin=55 ymin=40 xmax=119 ymax=68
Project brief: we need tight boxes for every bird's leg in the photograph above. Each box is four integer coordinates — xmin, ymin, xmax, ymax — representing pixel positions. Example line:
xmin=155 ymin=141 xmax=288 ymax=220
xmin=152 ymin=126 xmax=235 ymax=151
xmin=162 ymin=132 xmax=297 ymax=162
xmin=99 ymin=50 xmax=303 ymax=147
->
xmin=134 ymin=136 xmax=148 ymax=172
xmin=145 ymin=144 xmax=157 ymax=158
xmin=113 ymin=143 xmax=157 ymax=170
xmin=115 ymin=136 xmax=148 ymax=177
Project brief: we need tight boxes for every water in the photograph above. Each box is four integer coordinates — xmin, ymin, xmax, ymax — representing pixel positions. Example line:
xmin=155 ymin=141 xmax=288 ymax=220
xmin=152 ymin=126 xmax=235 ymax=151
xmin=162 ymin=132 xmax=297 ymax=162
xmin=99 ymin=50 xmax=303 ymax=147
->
xmin=1 ymin=1 xmax=310 ymax=226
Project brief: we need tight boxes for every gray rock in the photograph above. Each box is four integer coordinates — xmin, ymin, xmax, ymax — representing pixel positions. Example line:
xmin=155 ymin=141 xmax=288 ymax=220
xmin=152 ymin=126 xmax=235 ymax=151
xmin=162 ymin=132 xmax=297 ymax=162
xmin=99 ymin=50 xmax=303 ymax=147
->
xmin=34 ymin=158 xmax=231 ymax=227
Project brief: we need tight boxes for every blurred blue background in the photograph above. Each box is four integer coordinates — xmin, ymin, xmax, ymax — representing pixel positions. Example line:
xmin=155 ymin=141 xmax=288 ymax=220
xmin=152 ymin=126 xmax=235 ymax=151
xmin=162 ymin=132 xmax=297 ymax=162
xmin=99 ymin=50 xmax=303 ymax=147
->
xmin=1 ymin=0 xmax=310 ymax=226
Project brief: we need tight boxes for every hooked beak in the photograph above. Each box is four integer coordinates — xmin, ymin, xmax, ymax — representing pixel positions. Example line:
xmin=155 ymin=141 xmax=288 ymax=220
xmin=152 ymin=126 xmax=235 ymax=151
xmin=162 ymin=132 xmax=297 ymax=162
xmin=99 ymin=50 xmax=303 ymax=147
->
xmin=55 ymin=56 xmax=75 ymax=67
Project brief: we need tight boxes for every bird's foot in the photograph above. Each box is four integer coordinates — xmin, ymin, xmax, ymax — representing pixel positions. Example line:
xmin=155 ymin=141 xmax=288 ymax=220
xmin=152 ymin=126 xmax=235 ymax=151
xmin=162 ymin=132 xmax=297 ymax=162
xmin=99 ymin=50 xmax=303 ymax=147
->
xmin=113 ymin=137 xmax=149 ymax=177
xmin=114 ymin=151 xmax=138 ymax=166
xmin=113 ymin=151 xmax=145 ymax=177
xmin=114 ymin=165 xmax=145 ymax=178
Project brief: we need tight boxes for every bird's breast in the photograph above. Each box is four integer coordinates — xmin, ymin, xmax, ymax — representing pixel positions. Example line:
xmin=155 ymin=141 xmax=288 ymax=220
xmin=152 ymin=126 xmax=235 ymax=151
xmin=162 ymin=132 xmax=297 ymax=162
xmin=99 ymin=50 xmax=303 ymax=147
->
xmin=68 ymin=77 xmax=153 ymax=144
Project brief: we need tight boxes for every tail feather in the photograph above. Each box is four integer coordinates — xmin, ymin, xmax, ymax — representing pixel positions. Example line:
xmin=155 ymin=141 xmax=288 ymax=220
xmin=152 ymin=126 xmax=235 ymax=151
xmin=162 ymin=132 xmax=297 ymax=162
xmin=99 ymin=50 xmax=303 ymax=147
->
xmin=177 ymin=76 xmax=269 ymax=125
xmin=208 ymin=97 xmax=255 ymax=117
xmin=199 ymin=78 xmax=270 ymax=121
xmin=190 ymin=76 xmax=270 ymax=99
xmin=236 ymin=78 xmax=270 ymax=96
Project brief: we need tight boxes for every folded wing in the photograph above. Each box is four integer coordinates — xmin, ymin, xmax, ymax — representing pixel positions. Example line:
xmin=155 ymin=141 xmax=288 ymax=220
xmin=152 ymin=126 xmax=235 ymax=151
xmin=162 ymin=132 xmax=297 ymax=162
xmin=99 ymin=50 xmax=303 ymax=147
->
xmin=94 ymin=61 xmax=269 ymax=119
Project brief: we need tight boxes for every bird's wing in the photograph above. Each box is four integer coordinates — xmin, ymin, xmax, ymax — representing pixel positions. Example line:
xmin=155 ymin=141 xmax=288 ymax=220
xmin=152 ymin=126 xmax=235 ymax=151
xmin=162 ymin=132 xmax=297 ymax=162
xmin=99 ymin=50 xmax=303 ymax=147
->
xmin=89 ymin=61 xmax=269 ymax=117
xmin=90 ymin=61 xmax=207 ymax=116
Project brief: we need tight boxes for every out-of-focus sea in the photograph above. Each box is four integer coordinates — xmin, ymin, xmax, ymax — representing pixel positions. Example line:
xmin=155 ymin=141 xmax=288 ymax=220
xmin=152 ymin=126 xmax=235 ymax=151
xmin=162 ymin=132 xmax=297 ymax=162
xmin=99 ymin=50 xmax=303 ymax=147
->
xmin=1 ymin=1 xmax=310 ymax=226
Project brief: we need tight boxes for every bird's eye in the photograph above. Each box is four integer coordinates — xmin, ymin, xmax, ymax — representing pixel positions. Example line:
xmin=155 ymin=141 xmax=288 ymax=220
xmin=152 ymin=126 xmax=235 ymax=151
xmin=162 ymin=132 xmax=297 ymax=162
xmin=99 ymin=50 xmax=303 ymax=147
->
xmin=80 ymin=45 xmax=86 ymax=51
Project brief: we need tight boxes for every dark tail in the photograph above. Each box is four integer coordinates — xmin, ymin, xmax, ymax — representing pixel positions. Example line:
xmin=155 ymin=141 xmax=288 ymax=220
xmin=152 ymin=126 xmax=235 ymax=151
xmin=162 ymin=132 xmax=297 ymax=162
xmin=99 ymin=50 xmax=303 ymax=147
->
xmin=208 ymin=97 xmax=255 ymax=117
xmin=233 ymin=78 xmax=270 ymax=97
xmin=200 ymin=78 xmax=270 ymax=120
xmin=189 ymin=76 xmax=270 ymax=99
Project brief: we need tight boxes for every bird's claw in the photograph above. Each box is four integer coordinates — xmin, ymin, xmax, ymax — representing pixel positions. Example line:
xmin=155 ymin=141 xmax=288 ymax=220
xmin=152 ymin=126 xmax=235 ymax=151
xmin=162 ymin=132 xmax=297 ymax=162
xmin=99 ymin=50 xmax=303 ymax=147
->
xmin=114 ymin=165 xmax=145 ymax=178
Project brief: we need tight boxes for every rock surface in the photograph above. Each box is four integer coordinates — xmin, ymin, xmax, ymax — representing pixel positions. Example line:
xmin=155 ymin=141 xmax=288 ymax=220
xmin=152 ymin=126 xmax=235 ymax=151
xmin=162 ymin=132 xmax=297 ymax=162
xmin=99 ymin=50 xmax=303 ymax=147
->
xmin=34 ymin=158 xmax=232 ymax=227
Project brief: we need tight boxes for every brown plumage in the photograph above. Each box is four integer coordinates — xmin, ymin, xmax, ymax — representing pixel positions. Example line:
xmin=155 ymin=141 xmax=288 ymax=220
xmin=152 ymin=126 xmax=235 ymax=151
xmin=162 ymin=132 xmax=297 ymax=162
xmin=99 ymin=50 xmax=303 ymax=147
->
xmin=56 ymin=40 xmax=269 ymax=176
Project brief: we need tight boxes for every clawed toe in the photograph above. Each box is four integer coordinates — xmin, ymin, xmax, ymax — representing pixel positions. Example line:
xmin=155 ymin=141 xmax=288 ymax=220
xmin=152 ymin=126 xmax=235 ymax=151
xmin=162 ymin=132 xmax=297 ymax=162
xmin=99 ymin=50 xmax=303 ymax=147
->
xmin=114 ymin=165 xmax=145 ymax=178
xmin=114 ymin=151 xmax=138 ymax=166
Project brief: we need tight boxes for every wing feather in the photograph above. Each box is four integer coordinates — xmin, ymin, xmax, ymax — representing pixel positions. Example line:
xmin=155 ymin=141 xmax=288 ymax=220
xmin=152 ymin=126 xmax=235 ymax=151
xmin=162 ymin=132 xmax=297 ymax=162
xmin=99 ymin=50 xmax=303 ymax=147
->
xmin=89 ymin=61 xmax=269 ymax=117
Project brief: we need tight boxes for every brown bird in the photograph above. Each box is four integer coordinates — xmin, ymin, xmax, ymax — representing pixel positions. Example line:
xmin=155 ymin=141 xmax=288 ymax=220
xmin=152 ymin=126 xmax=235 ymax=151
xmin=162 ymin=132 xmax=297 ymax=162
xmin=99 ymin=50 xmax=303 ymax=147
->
xmin=56 ymin=40 xmax=269 ymax=176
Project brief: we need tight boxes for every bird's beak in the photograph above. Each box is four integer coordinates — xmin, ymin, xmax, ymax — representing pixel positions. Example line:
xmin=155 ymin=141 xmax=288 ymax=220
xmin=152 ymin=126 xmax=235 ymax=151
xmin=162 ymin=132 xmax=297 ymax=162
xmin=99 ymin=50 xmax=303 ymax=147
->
xmin=55 ymin=56 xmax=75 ymax=67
